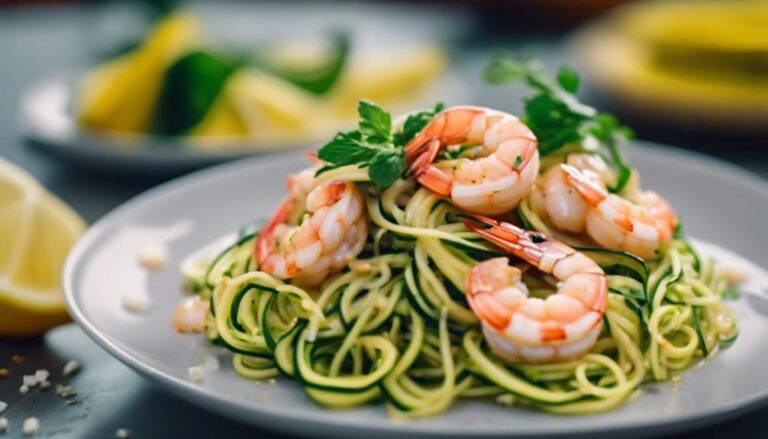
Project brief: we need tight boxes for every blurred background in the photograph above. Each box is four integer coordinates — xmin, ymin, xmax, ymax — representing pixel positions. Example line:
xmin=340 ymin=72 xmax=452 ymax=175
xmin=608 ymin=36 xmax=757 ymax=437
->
xmin=2 ymin=0 xmax=768 ymax=437
xmin=3 ymin=0 xmax=766 ymax=222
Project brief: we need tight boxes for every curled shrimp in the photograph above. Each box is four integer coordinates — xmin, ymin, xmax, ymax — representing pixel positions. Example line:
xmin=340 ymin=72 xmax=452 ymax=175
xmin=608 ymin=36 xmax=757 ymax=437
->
xmin=405 ymin=106 xmax=540 ymax=215
xmin=534 ymin=154 xmax=613 ymax=234
xmin=256 ymin=180 xmax=368 ymax=287
xmin=464 ymin=215 xmax=608 ymax=363
xmin=537 ymin=160 xmax=677 ymax=260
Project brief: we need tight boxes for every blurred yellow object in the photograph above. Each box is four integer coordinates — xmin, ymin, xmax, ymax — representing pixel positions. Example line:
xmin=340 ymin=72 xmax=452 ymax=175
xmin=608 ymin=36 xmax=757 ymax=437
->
xmin=189 ymin=81 xmax=250 ymax=139
xmin=572 ymin=0 xmax=768 ymax=130
xmin=191 ymin=48 xmax=446 ymax=147
xmin=76 ymin=11 xmax=446 ymax=146
xmin=192 ymin=68 xmax=329 ymax=147
xmin=621 ymin=1 xmax=768 ymax=52
xmin=329 ymin=47 xmax=447 ymax=116
xmin=220 ymin=69 xmax=322 ymax=133
xmin=78 ymin=13 xmax=200 ymax=134
xmin=0 ymin=158 xmax=86 ymax=336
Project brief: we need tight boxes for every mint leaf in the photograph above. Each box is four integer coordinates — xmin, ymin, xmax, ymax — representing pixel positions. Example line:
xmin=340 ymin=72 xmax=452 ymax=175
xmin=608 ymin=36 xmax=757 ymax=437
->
xmin=557 ymin=67 xmax=579 ymax=93
xmin=317 ymin=99 xmax=408 ymax=188
xmin=317 ymin=131 xmax=378 ymax=166
xmin=369 ymin=151 xmax=405 ymax=188
xmin=358 ymin=100 xmax=392 ymax=143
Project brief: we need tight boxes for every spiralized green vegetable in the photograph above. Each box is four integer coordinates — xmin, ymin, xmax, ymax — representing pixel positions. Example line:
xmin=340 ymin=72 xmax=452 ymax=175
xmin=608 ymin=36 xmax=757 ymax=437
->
xmin=186 ymin=163 xmax=738 ymax=418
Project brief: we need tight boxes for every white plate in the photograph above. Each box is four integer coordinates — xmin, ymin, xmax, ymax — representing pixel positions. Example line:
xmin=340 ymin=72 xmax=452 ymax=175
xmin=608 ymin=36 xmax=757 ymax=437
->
xmin=21 ymin=0 xmax=468 ymax=177
xmin=63 ymin=142 xmax=768 ymax=438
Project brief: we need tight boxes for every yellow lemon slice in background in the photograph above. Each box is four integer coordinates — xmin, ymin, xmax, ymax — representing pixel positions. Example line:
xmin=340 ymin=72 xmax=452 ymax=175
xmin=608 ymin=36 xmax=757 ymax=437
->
xmin=0 ymin=158 xmax=86 ymax=336
xmin=192 ymin=47 xmax=446 ymax=148
xmin=328 ymin=46 xmax=446 ymax=115
xmin=77 ymin=13 xmax=201 ymax=134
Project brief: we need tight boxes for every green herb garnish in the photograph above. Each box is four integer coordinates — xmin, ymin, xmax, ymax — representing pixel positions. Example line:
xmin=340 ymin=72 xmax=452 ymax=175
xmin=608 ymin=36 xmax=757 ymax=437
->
xmin=318 ymin=100 xmax=442 ymax=188
xmin=484 ymin=53 xmax=633 ymax=193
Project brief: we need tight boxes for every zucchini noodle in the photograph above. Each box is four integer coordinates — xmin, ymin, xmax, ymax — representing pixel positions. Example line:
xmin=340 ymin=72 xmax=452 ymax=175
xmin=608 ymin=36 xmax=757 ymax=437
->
xmin=183 ymin=162 xmax=738 ymax=418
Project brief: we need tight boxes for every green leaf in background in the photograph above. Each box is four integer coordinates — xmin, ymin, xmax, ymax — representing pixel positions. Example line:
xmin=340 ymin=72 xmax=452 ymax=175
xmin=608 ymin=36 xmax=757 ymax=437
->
xmin=556 ymin=66 xmax=580 ymax=93
xmin=257 ymin=31 xmax=350 ymax=96
xmin=152 ymin=50 xmax=241 ymax=136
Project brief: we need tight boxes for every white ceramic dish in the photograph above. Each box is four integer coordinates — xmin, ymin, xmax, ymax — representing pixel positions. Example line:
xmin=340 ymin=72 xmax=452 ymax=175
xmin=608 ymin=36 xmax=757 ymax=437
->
xmin=20 ymin=0 xmax=468 ymax=177
xmin=64 ymin=142 xmax=768 ymax=438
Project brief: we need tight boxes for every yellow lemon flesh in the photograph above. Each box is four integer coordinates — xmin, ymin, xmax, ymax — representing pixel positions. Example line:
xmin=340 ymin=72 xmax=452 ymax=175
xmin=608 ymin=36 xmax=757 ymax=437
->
xmin=0 ymin=158 xmax=86 ymax=336
xmin=192 ymin=47 xmax=446 ymax=149
xmin=77 ymin=13 xmax=200 ymax=134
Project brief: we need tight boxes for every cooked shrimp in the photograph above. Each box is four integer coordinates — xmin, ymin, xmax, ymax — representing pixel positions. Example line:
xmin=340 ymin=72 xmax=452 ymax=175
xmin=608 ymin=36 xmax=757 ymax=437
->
xmin=533 ymin=154 xmax=677 ymax=259
xmin=405 ymin=106 xmax=539 ymax=215
xmin=255 ymin=180 xmax=368 ymax=287
xmin=536 ymin=155 xmax=610 ymax=234
xmin=464 ymin=215 xmax=607 ymax=363
xmin=559 ymin=164 xmax=676 ymax=259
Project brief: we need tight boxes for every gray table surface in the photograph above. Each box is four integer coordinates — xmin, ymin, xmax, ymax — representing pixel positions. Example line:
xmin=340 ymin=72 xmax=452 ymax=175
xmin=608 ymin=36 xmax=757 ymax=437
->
xmin=2 ymin=3 xmax=768 ymax=439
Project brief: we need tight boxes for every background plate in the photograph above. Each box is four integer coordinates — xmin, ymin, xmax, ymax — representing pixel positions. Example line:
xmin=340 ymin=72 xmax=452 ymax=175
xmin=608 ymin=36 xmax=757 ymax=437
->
xmin=64 ymin=142 xmax=768 ymax=438
xmin=20 ymin=0 xmax=468 ymax=177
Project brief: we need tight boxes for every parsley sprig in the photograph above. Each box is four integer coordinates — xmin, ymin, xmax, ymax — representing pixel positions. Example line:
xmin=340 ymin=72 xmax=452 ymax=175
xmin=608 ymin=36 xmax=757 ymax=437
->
xmin=317 ymin=100 xmax=443 ymax=188
xmin=484 ymin=53 xmax=633 ymax=193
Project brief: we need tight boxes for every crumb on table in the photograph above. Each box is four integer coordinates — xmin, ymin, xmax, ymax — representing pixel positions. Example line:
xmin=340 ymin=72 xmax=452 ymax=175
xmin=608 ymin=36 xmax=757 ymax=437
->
xmin=22 ymin=417 xmax=39 ymax=436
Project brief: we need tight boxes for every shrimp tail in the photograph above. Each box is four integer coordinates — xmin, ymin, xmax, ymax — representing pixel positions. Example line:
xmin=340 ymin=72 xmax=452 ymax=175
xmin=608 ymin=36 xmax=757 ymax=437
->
xmin=561 ymin=164 xmax=607 ymax=207
xmin=416 ymin=166 xmax=453 ymax=196
xmin=404 ymin=136 xmax=454 ymax=195
xmin=255 ymin=198 xmax=293 ymax=264
xmin=304 ymin=151 xmax=321 ymax=165
xmin=404 ymin=107 xmax=480 ymax=175
xmin=405 ymin=138 xmax=441 ymax=177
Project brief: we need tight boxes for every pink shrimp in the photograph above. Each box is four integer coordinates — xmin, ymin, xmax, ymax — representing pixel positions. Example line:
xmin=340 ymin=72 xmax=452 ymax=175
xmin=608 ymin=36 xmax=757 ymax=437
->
xmin=404 ymin=106 xmax=540 ymax=215
xmin=464 ymin=215 xmax=608 ymax=363
xmin=255 ymin=180 xmax=368 ymax=287
xmin=559 ymin=164 xmax=677 ymax=260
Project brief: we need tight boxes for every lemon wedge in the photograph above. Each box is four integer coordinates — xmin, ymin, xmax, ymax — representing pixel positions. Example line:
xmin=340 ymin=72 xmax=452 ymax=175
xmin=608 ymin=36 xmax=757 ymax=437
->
xmin=0 ymin=158 xmax=86 ymax=336
xmin=77 ymin=13 xmax=201 ymax=134
xmin=329 ymin=46 xmax=447 ymax=116
xmin=191 ymin=68 xmax=332 ymax=149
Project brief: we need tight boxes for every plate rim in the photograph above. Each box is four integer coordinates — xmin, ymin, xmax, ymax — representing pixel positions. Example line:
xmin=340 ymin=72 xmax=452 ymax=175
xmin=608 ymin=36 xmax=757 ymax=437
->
xmin=62 ymin=141 xmax=768 ymax=437
xmin=21 ymin=67 xmax=466 ymax=176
